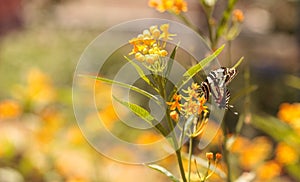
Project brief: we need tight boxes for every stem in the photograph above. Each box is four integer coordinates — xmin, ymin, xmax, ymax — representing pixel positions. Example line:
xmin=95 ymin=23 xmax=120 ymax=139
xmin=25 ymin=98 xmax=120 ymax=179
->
xmin=176 ymin=149 xmax=187 ymax=182
xmin=214 ymin=0 xmax=238 ymax=49
xmin=155 ymin=73 xmax=187 ymax=182
xmin=228 ymin=40 xmax=232 ymax=66
xmin=174 ymin=13 xmax=205 ymax=38
xmin=187 ymin=136 xmax=193 ymax=182
xmin=222 ymin=121 xmax=232 ymax=182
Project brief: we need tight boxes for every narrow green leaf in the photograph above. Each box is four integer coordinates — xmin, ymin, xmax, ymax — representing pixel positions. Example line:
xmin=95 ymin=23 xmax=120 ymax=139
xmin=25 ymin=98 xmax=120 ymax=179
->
xmin=285 ymin=75 xmax=300 ymax=90
xmin=232 ymin=56 xmax=244 ymax=69
xmin=147 ymin=164 xmax=180 ymax=182
xmin=170 ymin=45 xmax=225 ymax=99
xmin=251 ymin=114 xmax=300 ymax=147
xmin=79 ymin=74 xmax=161 ymax=105
xmin=112 ymin=96 xmax=168 ymax=136
xmin=113 ymin=95 xmax=155 ymax=124
xmin=124 ymin=56 xmax=159 ymax=93
xmin=165 ymin=43 xmax=179 ymax=78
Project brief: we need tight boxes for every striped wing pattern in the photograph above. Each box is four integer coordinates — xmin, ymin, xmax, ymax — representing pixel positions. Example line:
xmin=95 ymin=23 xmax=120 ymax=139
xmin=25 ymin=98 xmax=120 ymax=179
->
xmin=200 ymin=67 xmax=237 ymax=109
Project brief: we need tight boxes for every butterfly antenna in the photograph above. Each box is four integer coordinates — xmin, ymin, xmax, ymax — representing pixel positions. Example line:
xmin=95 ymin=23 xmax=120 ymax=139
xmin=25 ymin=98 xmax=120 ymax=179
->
xmin=228 ymin=105 xmax=239 ymax=115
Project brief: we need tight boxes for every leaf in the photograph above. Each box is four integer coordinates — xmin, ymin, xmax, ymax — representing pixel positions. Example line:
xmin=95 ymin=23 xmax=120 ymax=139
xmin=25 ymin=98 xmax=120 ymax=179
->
xmin=165 ymin=43 xmax=179 ymax=78
xmin=113 ymin=95 xmax=155 ymax=124
xmin=124 ymin=56 xmax=159 ymax=93
xmin=112 ymin=95 xmax=168 ymax=135
xmin=79 ymin=74 xmax=161 ymax=105
xmin=285 ymin=75 xmax=300 ymax=90
xmin=147 ymin=164 xmax=180 ymax=182
xmin=170 ymin=45 xmax=225 ymax=99
xmin=251 ymin=114 xmax=300 ymax=147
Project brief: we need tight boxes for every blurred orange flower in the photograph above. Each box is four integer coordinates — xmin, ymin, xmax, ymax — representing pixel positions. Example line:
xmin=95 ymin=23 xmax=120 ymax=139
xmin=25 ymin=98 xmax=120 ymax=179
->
xmin=275 ymin=142 xmax=298 ymax=165
xmin=278 ymin=102 xmax=300 ymax=133
xmin=256 ymin=160 xmax=281 ymax=180
xmin=14 ymin=68 xmax=56 ymax=108
xmin=232 ymin=136 xmax=272 ymax=170
xmin=0 ymin=99 xmax=21 ymax=120
xmin=232 ymin=9 xmax=244 ymax=23
xmin=148 ymin=0 xmax=188 ymax=14
xmin=136 ymin=131 xmax=163 ymax=144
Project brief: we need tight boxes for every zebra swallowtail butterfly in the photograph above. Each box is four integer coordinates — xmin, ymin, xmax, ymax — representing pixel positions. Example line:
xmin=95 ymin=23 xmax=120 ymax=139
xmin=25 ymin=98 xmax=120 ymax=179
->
xmin=200 ymin=67 xmax=238 ymax=110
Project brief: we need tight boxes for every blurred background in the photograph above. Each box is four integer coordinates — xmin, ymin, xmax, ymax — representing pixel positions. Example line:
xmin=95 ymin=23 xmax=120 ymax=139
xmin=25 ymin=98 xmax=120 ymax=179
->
xmin=0 ymin=0 xmax=299 ymax=181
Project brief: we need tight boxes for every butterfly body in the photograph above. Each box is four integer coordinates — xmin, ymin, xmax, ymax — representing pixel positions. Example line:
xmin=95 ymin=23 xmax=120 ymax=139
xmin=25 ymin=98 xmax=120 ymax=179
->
xmin=201 ymin=67 xmax=238 ymax=109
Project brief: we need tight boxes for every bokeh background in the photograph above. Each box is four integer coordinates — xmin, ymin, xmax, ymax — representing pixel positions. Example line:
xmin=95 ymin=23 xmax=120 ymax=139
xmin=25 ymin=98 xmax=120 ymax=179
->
xmin=0 ymin=0 xmax=299 ymax=181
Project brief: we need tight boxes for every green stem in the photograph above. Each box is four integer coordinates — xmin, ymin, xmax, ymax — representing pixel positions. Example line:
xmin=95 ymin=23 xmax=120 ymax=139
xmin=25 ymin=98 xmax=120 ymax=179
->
xmin=214 ymin=0 xmax=238 ymax=49
xmin=154 ymin=73 xmax=187 ymax=182
xmin=228 ymin=40 xmax=232 ymax=66
xmin=176 ymin=149 xmax=187 ymax=182
xmin=187 ymin=136 xmax=193 ymax=182
xmin=174 ymin=13 xmax=205 ymax=38
xmin=222 ymin=121 xmax=232 ymax=182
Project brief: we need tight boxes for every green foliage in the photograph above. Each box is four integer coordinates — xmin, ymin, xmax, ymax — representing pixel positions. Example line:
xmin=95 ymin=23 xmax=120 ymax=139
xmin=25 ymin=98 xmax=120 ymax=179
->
xmin=147 ymin=164 xmax=180 ymax=182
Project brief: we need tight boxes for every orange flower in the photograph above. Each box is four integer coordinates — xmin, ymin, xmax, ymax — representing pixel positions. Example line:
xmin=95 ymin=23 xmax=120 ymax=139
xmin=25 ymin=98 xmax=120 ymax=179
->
xmin=170 ymin=110 xmax=179 ymax=121
xmin=167 ymin=93 xmax=182 ymax=111
xmin=277 ymin=102 xmax=300 ymax=133
xmin=0 ymin=100 xmax=21 ymax=120
xmin=197 ymin=96 xmax=208 ymax=115
xmin=256 ymin=160 xmax=281 ymax=180
xmin=232 ymin=9 xmax=244 ymax=23
xmin=206 ymin=152 xmax=214 ymax=160
xmin=275 ymin=142 xmax=298 ymax=165
xmin=148 ymin=0 xmax=188 ymax=14
xmin=215 ymin=153 xmax=222 ymax=160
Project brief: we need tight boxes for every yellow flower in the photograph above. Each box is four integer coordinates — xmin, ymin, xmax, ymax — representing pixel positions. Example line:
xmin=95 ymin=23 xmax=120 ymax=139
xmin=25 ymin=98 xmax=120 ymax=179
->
xmin=256 ymin=160 xmax=281 ymax=180
xmin=275 ymin=142 xmax=298 ymax=165
xmin=129 ymin=24 xmax=174 ymax=70
xmin=148 ymin=0 xmax=188 ymax=14
xmin=159 ymin=24 xmax=176 ymax=41
xmin=14 ymin=68 xmax=56 ymax=106
xmin=0 ymin=100 xmax=21 ymax=120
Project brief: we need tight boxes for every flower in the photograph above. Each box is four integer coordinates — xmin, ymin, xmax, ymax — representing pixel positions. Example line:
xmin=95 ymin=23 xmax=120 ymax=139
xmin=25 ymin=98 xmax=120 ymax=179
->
xmin=180 ymin=83 xmax=208 ymax=117
xmin=278 ymin=103 xmax=300 ymax=132
xmin=275 ymin=142 xmax=298 ymax=165
xmin=0 ymin=100 xmax=21 ymax=120
xmin=206 ymin=152 xmax=214 ymax=160
xmin=256 ymin=160 xmax=281 ymax=180
xmin=202 ymin=0 xmax=218 ymax=7
xmin=232 ymin=9 xmax=244 ymax=23
xmin=170 ymin=110 xmax=179 ymax=121
xmin=129 ymin=24 xmax=176 ymax=72
xmin=197 ymin=96 xmax=208 ymax=115
xmin=215 ymin=153 xmax=222 ymax=160
xmin=148 ymin=0 xmax=188 ymax=14
xmin=167 ymin=93 xmax=182 ymax=111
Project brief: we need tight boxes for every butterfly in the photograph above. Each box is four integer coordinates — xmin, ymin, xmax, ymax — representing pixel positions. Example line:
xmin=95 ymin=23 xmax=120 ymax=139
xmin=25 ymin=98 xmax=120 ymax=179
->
xmin=200 ymin=67 xmax=238 ymax=111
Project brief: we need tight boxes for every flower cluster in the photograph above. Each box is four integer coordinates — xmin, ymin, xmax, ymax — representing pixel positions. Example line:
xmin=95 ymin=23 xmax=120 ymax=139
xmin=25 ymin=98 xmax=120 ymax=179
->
xmin=129 ymin=24 xmax=176 ymax=71
xmin=167 ymin=83 xmax=208 ymax=123
xmin=148 ymin=0 xmax=188 ymax=14
xmin=278 ymin=102 xmax=300 ymax=133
